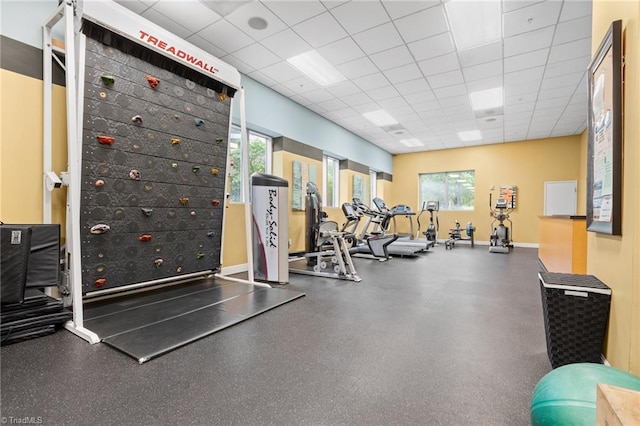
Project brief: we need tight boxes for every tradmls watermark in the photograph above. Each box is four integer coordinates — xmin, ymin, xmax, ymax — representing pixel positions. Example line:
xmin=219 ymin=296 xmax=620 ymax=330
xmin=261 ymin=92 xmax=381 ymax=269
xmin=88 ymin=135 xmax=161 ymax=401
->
xmin=1 ymin=417 xmax=43 ymax=425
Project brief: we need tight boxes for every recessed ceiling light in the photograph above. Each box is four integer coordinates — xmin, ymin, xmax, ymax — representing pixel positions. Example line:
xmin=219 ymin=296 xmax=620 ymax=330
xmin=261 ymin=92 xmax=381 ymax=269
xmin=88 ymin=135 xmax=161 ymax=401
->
xmin=248 ymin=17 xmax=268 ymax=30
xmin=470 ymin=87 xmax=503 ymax=111
xmin=287 ymin=50 xmax=347 ymax=87
xmin=362 ymin=110 xmax=399 ymax=127
xmin=399 ymin=138 xmax=423 ymax=147
xmin=457 ymin=130 xmax=482 ymax=141
xmin=445 ymin=0 xmax=502 ymax=50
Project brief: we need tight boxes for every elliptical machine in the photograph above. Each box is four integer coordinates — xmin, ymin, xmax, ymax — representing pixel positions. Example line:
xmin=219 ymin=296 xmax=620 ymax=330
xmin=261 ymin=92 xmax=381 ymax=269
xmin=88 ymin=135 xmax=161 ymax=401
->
xmin=488 ymin=194 xmax=513 ymax=254
xmin=416 ymin=201 xmax=439 ymax=248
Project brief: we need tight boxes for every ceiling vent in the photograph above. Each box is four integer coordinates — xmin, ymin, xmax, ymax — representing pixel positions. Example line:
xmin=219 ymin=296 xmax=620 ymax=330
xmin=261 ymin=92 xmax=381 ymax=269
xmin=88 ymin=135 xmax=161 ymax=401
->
xmin=475 ymin=107 xmax=503 ymax=119
xmin=381 ymin=123 xmax=406 ymax=133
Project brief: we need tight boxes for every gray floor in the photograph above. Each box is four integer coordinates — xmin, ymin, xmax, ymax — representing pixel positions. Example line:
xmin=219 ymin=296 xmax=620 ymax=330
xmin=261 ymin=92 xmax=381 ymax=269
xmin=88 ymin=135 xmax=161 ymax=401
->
xmin=1 ymin=246 xmax=551 ymax=425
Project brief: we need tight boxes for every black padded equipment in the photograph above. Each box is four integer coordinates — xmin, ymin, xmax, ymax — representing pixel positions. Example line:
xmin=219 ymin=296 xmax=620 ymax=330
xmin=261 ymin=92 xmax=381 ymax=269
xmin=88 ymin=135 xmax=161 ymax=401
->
xmin=1 ymin=225 xmax=32 ymax=304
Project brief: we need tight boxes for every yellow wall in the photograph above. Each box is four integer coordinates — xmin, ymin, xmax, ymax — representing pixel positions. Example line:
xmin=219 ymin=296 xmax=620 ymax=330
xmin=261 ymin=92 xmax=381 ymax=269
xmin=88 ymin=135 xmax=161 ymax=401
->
xmin=391 ymin=136 xmax=582 ymax=243
xmin=221 ymin=203 xmax=248 ymax=267
xmin=577 ymin=130 xmax=588 ymax=215
xmin=587 ymin=0 xmax=640 ymax=373
xmin=0 ymin=70 xmax=68 ymax=235
xmin=272 ymin=150 xmax=323 ymax=253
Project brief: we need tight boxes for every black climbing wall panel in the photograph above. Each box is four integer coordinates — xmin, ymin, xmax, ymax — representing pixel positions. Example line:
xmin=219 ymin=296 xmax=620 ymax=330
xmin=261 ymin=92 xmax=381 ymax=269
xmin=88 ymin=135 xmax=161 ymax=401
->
xmin=80 ymin=38 xmax=230 ymax=293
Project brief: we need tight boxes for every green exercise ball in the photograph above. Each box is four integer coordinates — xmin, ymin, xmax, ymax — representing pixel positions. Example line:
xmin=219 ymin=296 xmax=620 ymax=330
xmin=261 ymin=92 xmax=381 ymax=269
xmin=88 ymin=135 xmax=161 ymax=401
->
xmin=531 ymin=363 xmax=640 ymax=425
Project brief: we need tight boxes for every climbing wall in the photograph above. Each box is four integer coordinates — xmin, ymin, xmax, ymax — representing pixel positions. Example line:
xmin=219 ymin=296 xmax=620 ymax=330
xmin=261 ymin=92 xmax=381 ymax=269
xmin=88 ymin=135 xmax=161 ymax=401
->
xmin=80 ymin=37 xmax=230 ymax=293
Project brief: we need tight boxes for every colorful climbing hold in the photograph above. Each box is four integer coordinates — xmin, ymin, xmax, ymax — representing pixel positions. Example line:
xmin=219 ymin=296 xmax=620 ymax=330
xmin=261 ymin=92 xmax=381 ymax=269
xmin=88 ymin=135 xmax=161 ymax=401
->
xmin=212 ymin=199 xmax=221 ymax=206
xmin=179 ymin=197 xmax=189 ymax=206
xmin=99 ymin=92 xmax=107 ymax=98
xmin=101 ymin=75 xmax=115 ymax=86
xmin=131 ymin=115 xmax=143 ymax=125
xmin=154 ymin=258 xmax=163 ymax=268
xmin=141 ymin=208 xmax=153 ymax=217
xmin=90 ymin=224 xmax=110 ymax=234
xmin=196 ymin=253 xmax=205 ymax=259
xmin=176 ymin=266 xmax=183 ymax=273
xmin=194 ymin=118 xmax=204 ymax=127
xmin=94 ymin=278 xmax=106 ymax=288
xmin=172 ymin=162 xmax=178 ymax=169
xmin=171 ymin=138 xmax=180 ymax=145
xmin=192 ymin=166 xmax=200 ymax=173
xmin=211 ymin=168 xmax=219 ymax=176
xmin=95 ymin=179 xmax=105 ymax=188
xmin=146 ymin=76 xmax=160 ymax=89
xmin=129 ymin=170 xmax=141 ymax=180
xmin=207 ymin=231 xmax=215 ymax=238
xmin=139 ymin=234 xmax=152 ymax=242
xmin=190 ymin=211 xmax=197 ymax=216
xmin=174 ymin=114 xmax=180 ymax=120
xmin=97 ymin=135 xmax=115 ymax=145
xmin=215 ymin=137 xmax=223 ymax=144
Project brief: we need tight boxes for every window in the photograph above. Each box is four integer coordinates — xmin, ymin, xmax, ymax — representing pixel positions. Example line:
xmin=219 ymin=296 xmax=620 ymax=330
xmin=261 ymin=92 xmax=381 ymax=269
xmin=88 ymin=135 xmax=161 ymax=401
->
xmin=228 ymin=125 xmax=272 ymax=202
xmin=323 ymin=155 xmax=339 ymax=208
xmin=419 ymin=170 xmax=475 ymax=211
xmin=370 ymin=170 xmax=377 ymax=205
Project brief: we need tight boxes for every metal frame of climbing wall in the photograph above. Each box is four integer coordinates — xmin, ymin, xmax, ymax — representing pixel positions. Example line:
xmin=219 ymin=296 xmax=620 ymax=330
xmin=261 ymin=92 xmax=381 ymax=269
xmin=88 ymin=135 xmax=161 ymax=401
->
xmin=43 ymin=0 xmax=264 ymax=343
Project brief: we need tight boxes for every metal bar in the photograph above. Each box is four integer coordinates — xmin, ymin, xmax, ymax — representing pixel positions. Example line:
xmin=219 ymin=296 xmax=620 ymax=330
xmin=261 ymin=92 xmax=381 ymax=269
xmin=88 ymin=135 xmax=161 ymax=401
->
xmin=239 ymin=87 xmax=255 ymax=284
xmin=84 ymin=271 xmax=215 ymax=298
xmin=42 ymin=17 xmax=53 ymax=224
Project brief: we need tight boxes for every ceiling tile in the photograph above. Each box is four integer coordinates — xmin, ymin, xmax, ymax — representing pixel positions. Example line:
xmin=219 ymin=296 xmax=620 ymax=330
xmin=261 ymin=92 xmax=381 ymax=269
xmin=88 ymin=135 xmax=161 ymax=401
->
xmin=353 ymin=22 xmax=404 ymax=55
xmin=466 ymin=75 xmax=503 ymax=92
xmin=247 ymin=70 xmax=277 ymax=87
xmin=326 ymin=80 xmax=362 ymax=96
xmin=353 ymin=73 xmax=391 ymax=91
xmin=504 ymin=48 xmax=549 ymax=73
xmin=225 ymin=2 xmax=287 ymax=40
xmin=535 ymin=97 xmax=569 ymax=109
xmin=185 ymin=34 xmax=227 ymax=59
xmin=504 ymin=66 xmax=545 ymax=86
xmin=115 ymin=0 xmax=150 ymax=14
xmin=548 ymin=37 xmax=591 ymax=63
xmin=544 ymin=55 xmax=590 ymax=78
xmin=341 ymin=92 xmax=374 ymax=106
xmin=418 ymin=52 xmax=460 ymax=77
xmin=196 ymin=19 xmax=253 ymax=53
xmin=231 ymin=43 xmax=281 ymax=68
xmin=457 ymin=41 xmax=503 ymax=68
xmin=352 ymin=102 xmax=383 ymax=114
xmin=383 ymin=1 xmax=438 ymax=19
xmin=141 ymin=8 xmax=192 ymax=39
xmin=537 ymin=85 xmax=577 ymax=100
xmin=321 ymin=1 xmax=348 ymax=10
xmin=330 ymin=107 xmax=360 ymax=118
xmin=370 ymin=45 xmax=415 ymax=71
xmin=404 ymin=91 xmax=437 ymax=106
xmin=378 ymin=96 xmax=409 ymax=109
xmin=317 ymin=97 xmax=348 ymax=111
xmin=317 ymin=37 xmax=366 ymax=65
xmin=330 ymin=1 xmax=390 ymax=34
xmin=290 ymin=94 xmax=313 ymax=106
xmin=503 ymin=1 xmax=544 ymax=13
xmin=503 ymin=1 xmax=563 ymax=37
xmin=395 ymin=78 xmax=432 ymax=95
xmin=261 ymin=29 xmax=312 ymax=59
xmin=433 ymin=84 xmax=467 ymax=100
xmin=150 ymin=1 xmax=222 ymax=32
xmin=438 ymin=95 xmax=470 ymax=108
xmin=462 ymin=60 xmax=503 ymax=82
xmin=280 ymin=76 xmax=321 ymax=94
xmin=200 ymin=1 xmax=251 ymax=17
xmin=394 ymin=5 xmax=448 ymax=43
xmin=293 ymin=12 xmax=348 ymax=48
xmin=504 ymin=25 xmax=554 ymax=57
xmin=540 ymin=71 xmax=584 ymax=90
xmin=259 ymin=61 xmax=301 ymax=83
xmin=262 ymin=1 xmax=326 ymax=26
xmin=408 ymin=32 xmax=455 ymax=61
xmin=428 ymin=69 xmax=464 ymax=89
xmin=221 ymin=54 xmax=255 ymax=73
xmin=336 ymin=57 xmax=378 ymax=79
xmin=554 ymin=15 xmax=592 ymax=45
xmin=302 ymin=88 xmax=336 ymax=103
xmin=384 ymin=63 xmax=423 ymax=84
xmin=367 ymin=85 xmax=400 ymax=100
xmin=559 ymin=0 xmax=592 ymax=22
xmin=387 ymin=104 xmax=415 ymax=117
xmin=271 ymin=83 xmax=298 ymax=97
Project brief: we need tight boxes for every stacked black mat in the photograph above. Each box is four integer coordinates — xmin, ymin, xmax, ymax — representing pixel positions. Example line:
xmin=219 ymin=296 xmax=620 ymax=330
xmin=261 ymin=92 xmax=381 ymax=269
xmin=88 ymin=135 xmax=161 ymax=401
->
xmin=1 ymin=224 xmax=71 ymax=346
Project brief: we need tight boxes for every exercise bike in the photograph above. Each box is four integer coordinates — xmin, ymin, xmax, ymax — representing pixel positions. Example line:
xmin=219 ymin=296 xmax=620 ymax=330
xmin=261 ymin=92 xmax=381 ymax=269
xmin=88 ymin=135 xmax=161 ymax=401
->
xmin=488 ymin=194 xmax=513 ymax=254
xmin=416 ymin=201 xmax=439 ymax=248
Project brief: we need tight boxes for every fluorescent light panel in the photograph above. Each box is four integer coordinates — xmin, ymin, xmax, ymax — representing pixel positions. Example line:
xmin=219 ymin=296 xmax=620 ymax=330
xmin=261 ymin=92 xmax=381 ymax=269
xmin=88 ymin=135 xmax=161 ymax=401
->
xmin=470 ymin=87 xmax=503 ymax=111
xmin=458 ymin=130 xmax=482 ymax=141
xmin=362 ymin=110 xmax=399 ymax=127
xmin=445 ymin=0 xmax=502 ymax=50
xmin=399 ymin=138 xmax=423 ymax=147
xmin=287 ymin=50 xmax=346 ymax=87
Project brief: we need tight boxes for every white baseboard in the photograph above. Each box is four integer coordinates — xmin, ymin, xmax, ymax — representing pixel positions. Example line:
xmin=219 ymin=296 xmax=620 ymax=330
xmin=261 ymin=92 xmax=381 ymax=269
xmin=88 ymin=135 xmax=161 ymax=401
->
xmin=513 ymin=242 xmax=539 ymax=249
xmin=220 ymin=263 xmax=249 ymax=275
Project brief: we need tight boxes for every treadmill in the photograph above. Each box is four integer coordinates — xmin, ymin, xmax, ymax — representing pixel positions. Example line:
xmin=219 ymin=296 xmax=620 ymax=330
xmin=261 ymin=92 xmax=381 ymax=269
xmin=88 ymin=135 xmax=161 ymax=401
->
xmin=348 ymin=199 xmax=423 ymax=258
xmin=371 ymin=197 xmax=431 ymax=252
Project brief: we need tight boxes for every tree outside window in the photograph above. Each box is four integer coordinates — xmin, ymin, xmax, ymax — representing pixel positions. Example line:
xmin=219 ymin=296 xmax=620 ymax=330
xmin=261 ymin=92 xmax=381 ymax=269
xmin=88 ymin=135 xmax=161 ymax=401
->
xmin=419 ymin=170 xmax=475 ymax=210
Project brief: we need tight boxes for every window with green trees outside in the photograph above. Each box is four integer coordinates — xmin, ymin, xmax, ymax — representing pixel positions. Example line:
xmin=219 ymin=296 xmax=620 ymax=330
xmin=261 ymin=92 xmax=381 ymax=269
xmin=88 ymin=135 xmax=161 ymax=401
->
xmin=419 ymin=170 xmax=475 ymax=211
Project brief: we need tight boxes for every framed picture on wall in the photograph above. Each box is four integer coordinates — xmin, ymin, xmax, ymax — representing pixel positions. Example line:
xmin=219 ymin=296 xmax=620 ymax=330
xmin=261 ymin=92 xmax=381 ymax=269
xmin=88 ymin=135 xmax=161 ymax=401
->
xmin=586 ymin=19 xmax=623 ymax=235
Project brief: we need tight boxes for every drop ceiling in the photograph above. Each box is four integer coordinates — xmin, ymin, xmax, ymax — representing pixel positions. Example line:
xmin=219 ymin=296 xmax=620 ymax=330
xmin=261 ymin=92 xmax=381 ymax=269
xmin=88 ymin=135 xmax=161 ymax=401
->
xmin=115 ymin=0 xmax=592 ymax=155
